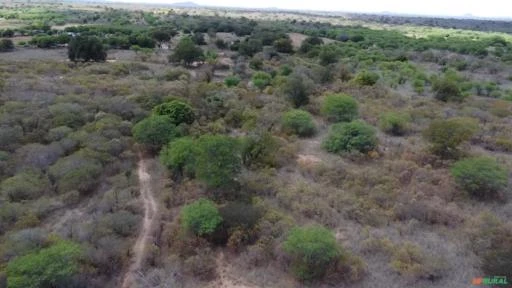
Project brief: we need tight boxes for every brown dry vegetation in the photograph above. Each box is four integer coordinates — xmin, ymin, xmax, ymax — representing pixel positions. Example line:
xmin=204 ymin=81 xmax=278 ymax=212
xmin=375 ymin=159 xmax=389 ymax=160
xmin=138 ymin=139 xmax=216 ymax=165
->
xmin=1 ymin=3 xmax=512 ymax=288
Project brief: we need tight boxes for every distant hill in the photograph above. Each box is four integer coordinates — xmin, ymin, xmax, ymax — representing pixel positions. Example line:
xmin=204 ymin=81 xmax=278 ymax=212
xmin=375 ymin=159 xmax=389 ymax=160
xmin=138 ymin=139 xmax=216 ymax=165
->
xmin=169 ymin=2 xmax=200 ymax=8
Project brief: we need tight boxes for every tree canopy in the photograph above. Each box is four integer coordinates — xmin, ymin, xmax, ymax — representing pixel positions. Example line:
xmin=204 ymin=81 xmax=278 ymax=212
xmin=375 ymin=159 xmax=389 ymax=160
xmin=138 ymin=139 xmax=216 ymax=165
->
xmin=68 ymin=36 xmax=106 ymax=62
xmin=180 ymin=198 xmax=222 ymax=236
xmin=169 ymin=36 xmax=204 ymax=66
xmin=132 ymin=115 xmax=180 ymax=149
xmin=7 ymin=240 xmax=82 ymax=288
xmin=195 ymin=135 xmax=241 ymax=188
xmin=283 ymin=225 xmax=341 ymax=280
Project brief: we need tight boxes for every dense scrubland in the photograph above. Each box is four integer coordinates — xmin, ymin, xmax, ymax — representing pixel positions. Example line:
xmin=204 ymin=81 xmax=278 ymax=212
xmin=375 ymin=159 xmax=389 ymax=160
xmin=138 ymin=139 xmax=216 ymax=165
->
xmin=1 ymin=2 xmax=512 ymax=288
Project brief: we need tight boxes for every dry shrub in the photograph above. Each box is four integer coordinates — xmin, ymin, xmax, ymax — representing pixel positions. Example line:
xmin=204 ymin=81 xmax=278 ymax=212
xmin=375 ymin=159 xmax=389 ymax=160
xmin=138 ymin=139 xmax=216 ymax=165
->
xmin=166 ymin=219 xmax=210 ymax=259
xmin=344 ymin=198 xmax=390 ymax=227
xmin=390 ymin=242 xmax=447 ymax=281
xmin=239 ymin=244 xmax=268 ymax=268
xmin=183 ymin=247 xmax=217 ymax=281
xmin=406 ymin=167 xmax=460 ymax=201
xmin=361 ymin=236 xmax=395 ymax=255
xmin=332 ymin=81 xmax=389 ymax=100
xmin=163 ymin=180 xmax=203 ymax=208
xmin=323 ymin=253 xmax=367 ymax=284
xmin=313 ymin=163 xmax=348 ymax=187
xmin=394 ymin=197 xmax=463 ymax=227
xmin=467 ymin=213 xmax=512 ymax=278
xmin=276 ymin=183 xmax=340 ymax=227
xmin=489 ymin=100 xmax=512 ymax=118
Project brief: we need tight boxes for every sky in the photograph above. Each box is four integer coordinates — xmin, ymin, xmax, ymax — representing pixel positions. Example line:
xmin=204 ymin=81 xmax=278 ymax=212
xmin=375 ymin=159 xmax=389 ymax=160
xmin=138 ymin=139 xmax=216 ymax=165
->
xmin=112 ymin=0 xmax=512 ymax=18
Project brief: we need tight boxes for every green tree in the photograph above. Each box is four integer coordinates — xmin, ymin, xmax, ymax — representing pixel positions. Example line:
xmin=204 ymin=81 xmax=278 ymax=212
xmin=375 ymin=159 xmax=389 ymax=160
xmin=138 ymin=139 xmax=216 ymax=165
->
xmin=283 ymin=225 xmax=341 ymax=280
xmin=451 ymin=157 xmax=508 ymax=199
xmin=7 ymin=240 xmax=82 ymax=288
xmin=319 ymin=46 xmax=338 ymax=65
xmin=282 ymin=109 xmax=316 ymax=137
xmin=321 ymin=93 xmax=359 ymax=123
xmin=423 ymin=117 xmax=478 ymax=159
xmin=299 ymin=36 xmax=323 ymax=54
xmin=323 ymin=120 xmax=378 ymax=154
xmin=379 ymin=112 xmax=410 ymax=136
xmin=68 ymin=36 xmax=106 ymax=62
xmin=169 ymin=36 xmax=204 ymax=66
xmin=195 ymin=135 xmax=241 ymax=188
xmin=238 ymin=38 xmax=263 ymax=57
xmin=160 ymin=137 xmax=197 ymax=178
xmin=274 ymin=38 xmax=294 ymax=53
xmin=132 ymin=115 xmax=179 ymax=149
xmin=181 ymin=198 xmax=222 ymax=236
xmin=153 ymin=100 xmax=195 ymax=125
xmin=152 ymin=29 xmax=171 ymax=48
xmin=282 ymin=73 xmax=314 ymax=107
xmin=192 ymin=33 xmax=206 ymax=45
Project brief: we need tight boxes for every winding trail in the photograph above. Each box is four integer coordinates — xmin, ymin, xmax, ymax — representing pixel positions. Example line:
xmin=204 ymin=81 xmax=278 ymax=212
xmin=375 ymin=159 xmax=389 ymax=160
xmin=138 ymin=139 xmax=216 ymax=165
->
xmin=121 ymin=156 xmax=158 ymax=288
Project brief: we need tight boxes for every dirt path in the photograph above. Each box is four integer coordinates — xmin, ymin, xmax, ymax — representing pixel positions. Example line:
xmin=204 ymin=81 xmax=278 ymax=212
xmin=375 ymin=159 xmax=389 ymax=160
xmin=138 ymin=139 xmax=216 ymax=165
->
xmin=121 ymin=156 xmax=158 ymax=288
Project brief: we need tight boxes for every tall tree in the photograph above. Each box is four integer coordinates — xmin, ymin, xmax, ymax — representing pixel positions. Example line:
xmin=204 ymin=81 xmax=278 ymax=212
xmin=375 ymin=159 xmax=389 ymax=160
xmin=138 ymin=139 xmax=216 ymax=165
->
xmin=68 ymin=36 xmax=106 ymax=62
xmin=168 ymin=36 xmax=203 ymax=66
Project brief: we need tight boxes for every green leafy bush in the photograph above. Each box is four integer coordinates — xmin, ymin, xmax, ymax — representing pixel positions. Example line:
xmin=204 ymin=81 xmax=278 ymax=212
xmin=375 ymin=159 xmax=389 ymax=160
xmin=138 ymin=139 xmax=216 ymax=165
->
xmin=283 ymin=73 xmax=314 ymax=107
xmin=153 ymin=100 xmax=195 ymax=125
xmin=282 ymin=109 xmax=316 ymax=137
xmin=181 ymin=198 xmax=222 ymax=236
xmin=283 ymin=225 xmax=341 ymax=280
xmin=379 ymin=112 xmax=410 ymax=136
xmin=353 ymin=70 xmax=380 ymax=86
xmin=451 ymin=157 xmax=508 ymax=199
xmin=48 ymin=103 xmax=86 ymax=128
xmin=252 ymin=71 xmax=272 ymax=91
xmin=241 ymin=132 xmax=280 ymax=168
xmin=423 ymin=117 xmax=478 ymax=159
xmin=224 ymin=75 xmax=241 ymax=87
xmin=432 ymin=77 xmax=463 ymax=102
xmin=195 ymin=135 xmax=241 ymax=188
xmin=7 ymin=240 xmax=82 ymax=288
xmin=1 ymin=171 xmax=50 ymax=202
xmin=321 ymin=94 xmax=359 ymax=123
xmin=322 ymin=120 xmax=378 ymax=154
xmin=160 ymin=137 xmax=197 ymax=178
xmin=49 ymin=153 xmax=102 ymax=194
xmin=279 ymin=64 xmax=293 ymax=76
xmin=132 ymin=115 xmax=179 ymax=149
